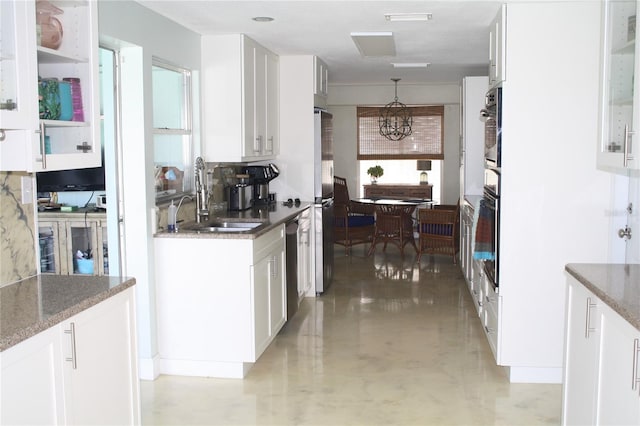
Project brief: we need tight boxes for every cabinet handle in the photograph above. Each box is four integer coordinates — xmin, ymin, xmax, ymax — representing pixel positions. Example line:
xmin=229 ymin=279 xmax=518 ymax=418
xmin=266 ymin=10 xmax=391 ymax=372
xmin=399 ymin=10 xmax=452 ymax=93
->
xmin=270 ymin=255 xmax=278 ymax=278
xmin=39 ymin=121 xmax=47 ymax=169
xmin=484 ymin=325 xmax=494 ymax=334
xmin=255 ymin=135 xmax=262 ymax=153
xmin=624 ymin=124 xmax=634 ymax=168
xmin=267 ymin=136 xmax=274 ymax=152
xmin=64 ymin=322 xmax=78 ymax=369
xmin=585 ymin=297 xmax=597 ymax=339
xmin=0 ymin=129 xmax=5 ymax=141
xmin=633 ymin=338 xmax=640 ymax=394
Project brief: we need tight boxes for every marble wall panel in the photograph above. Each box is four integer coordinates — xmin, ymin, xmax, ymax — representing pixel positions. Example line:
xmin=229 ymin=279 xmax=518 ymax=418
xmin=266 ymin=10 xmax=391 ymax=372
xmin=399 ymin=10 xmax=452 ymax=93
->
xmin=0 ymin=172 xmax=37 ymax=286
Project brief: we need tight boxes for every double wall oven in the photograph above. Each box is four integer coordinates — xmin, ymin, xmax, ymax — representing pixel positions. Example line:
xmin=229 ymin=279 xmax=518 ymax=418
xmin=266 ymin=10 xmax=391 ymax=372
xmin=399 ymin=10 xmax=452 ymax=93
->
xmin=480 ymin=87 xmax=501 ymax=289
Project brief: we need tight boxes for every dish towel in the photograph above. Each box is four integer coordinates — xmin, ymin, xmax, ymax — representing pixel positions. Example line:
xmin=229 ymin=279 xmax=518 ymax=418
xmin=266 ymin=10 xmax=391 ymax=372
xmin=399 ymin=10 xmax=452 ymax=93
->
xmin=473 ymin=199 xmax=495 ymax=260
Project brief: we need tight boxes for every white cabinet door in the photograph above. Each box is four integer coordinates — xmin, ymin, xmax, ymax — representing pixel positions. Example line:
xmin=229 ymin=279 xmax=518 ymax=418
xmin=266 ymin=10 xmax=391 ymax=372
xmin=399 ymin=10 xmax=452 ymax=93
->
xmin=297 ymin=209 xmax=313 ymax=298
xmin=0 ymin=0 xmax=38 ymax=131
xmin=596 ymin=304 xmax=640 ymax=425
xmin=1 ymin=325 xmax=66 ymax=426
xmin=252 ymin=253 xmax=271 ymax=358
xmin=202 ymin=34 xmax=278 ymax=163
xmin=313 ymin=56 xmax=329 ymax=97
xmin=598 ymin=0 xmax=640 ymax=171
xmin=265 ymin=51 xmax=279 ymax=156
xmin=489 ymin=5 xmax=506 ymax=88
xmin=269 ymin=242 xmax=286 ymax=336
xmin=62 ymin=287 xmax=139 ymax=425
xmin=562 ymin=278 xmax=599 ymax=425
xmin=252 ymin=225 xmax=286 ymax=357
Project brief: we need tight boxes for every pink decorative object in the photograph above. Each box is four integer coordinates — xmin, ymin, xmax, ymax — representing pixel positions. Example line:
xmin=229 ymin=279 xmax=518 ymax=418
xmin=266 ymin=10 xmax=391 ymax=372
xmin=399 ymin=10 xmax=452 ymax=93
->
xmin=63 ymin=77 xmax=84 ymax=121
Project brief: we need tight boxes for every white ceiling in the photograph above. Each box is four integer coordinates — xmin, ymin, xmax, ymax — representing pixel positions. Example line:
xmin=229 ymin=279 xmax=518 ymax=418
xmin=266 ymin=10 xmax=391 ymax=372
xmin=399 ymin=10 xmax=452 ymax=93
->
xmin=135 ymin=0 xmax=503 ymax=85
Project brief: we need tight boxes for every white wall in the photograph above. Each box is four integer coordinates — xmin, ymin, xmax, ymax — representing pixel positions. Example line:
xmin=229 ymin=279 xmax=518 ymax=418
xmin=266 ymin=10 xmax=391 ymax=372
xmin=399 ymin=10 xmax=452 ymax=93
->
xmin=499 ymin=2 xmax=616 ymax=383
xmin=98 ymin=0 xmax=201 ymax=380
xmin=326 ymin=83 xmax=463 ymax=204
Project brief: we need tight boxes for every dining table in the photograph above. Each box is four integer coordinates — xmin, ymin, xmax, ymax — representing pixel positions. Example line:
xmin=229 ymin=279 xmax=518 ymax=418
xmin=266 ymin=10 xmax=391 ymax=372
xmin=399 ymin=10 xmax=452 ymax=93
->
xmin=353 ymin=198 xmax=435 ymax=256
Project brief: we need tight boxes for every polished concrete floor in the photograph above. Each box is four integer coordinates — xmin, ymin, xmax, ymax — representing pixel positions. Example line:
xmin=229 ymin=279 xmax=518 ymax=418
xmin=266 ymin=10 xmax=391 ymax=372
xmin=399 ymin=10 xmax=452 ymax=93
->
xmin=141 ymin=248 xmax=562 ymax=425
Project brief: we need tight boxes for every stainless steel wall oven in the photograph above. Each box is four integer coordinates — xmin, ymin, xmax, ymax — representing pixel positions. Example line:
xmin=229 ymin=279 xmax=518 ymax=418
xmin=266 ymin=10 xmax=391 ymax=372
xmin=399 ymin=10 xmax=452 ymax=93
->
xmin=481 ymin=87 xmax=502 ymax=168
xmin=481 ymin=85 xmax=502 ymax=289
xmin=483 ymin=168 xmax=500 ymax=289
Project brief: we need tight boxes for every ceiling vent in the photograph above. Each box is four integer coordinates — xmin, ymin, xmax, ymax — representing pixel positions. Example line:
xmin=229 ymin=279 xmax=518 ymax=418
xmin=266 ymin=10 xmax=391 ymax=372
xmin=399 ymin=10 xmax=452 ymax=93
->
xmin=350 ymin=32 xmax=396 ymax=57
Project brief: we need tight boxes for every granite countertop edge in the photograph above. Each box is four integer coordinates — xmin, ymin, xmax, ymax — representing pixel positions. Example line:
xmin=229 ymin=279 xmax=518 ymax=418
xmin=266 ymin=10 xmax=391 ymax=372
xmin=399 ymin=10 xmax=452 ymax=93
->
xmin=565 ymin=263 xmax=640 ymax=331
xmin=0 ymin=276 xmax=136 ymax=352
xmin=154 ymin=203 xmax=311 ymax=240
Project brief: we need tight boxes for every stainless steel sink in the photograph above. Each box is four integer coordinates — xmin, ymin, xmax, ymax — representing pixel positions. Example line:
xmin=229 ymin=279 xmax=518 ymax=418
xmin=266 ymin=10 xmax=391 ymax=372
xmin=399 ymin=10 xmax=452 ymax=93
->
xmin=178 ymin=220 xmax=266 ymax=233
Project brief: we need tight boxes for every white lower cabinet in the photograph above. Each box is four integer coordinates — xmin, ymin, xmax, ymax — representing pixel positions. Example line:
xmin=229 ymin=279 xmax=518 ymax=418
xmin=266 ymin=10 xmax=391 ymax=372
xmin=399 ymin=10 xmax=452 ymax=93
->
xmin=1 ymin=287 xmax=139 ymax=425
xmin=563 ymin=275 xmax=640 ymax=425
xmin=460 ymin=203 xmax=482 ymax=316
xmin=562 ymin=279 xmax=599 ymax=425
xmin=252 ymin=227 xmax=286 ymax=357
xmin=1 ymin=325 xmax=66 ymax=425
xmin=597 ymin=306 xmax=640 ymax=425
xmin=155 ymin=225 xmax=286 ymax=378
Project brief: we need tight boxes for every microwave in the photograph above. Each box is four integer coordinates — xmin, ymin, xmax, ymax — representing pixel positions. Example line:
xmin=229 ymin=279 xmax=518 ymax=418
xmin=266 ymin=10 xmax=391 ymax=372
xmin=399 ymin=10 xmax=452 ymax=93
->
xmin=480 ymin=87 xmax=502 ymax=168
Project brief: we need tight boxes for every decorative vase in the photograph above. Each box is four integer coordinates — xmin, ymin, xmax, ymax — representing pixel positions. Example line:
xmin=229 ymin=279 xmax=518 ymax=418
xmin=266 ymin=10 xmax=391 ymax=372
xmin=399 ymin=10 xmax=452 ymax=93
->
xmin=370 ymin=176 xmax=378 ymax=184
xmin=58 ymin=80 xmax=73 ymax=121
xmin=63 ymin=77 xmax=84 ymax=121
xmin=39 ymin=78 xmax=61 ymax=120
xmin=36 ymin=1 xmax=64 ymax=50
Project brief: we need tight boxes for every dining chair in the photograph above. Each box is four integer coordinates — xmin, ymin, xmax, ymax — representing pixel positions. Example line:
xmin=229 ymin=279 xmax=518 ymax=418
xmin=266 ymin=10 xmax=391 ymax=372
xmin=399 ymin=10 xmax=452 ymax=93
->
xmin=417 ymin=202 xmax=460 ymax=263
xmin=367 ymin=204 xmax=417 ymax=256
xmin=333 ymin=176 xmax=375 ymax=254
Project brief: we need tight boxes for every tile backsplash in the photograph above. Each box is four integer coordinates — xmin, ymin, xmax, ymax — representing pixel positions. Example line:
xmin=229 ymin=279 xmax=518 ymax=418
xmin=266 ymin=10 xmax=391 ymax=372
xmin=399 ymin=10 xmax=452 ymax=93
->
xmin=0 ymin=172 xmax=37 ymax=286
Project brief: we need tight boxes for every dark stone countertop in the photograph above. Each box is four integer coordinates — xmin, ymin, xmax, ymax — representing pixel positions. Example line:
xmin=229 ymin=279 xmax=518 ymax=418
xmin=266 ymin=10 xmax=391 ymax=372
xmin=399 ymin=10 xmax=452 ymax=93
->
xmin=154 ymin=202 xmax=311 ymax=239
xmin=565 ymin=263 xmax=640 ymax=331
xmin=0 ymin=275 xmax=136 ymax=351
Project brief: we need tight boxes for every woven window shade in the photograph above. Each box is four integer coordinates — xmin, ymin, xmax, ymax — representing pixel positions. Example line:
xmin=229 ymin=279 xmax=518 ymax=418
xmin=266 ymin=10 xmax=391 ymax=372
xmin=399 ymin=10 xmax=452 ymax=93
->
xmin=357 ymin=105 xmax=444 ymax=160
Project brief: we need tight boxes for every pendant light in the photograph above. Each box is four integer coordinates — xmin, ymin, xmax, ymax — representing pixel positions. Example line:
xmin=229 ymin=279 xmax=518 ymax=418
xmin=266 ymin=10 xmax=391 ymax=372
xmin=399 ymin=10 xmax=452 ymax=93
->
xmin=379 ymin=78 xmax=413 ymax=141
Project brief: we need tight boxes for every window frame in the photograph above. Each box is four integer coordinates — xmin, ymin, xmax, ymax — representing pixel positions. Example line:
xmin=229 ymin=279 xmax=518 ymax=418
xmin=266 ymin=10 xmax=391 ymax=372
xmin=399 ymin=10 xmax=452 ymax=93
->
xmin=152 ymin=58 xmax=194 ymax=201
xmin=357 ymin=105 xmax=445 ymax=161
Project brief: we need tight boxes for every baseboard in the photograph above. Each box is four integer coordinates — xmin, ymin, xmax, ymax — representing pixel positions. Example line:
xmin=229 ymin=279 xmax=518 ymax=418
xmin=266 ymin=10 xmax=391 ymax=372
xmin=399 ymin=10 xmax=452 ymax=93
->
xmin=508 ymin=366 xmax=563 ymax=384
xmin=158 ymin=358 xmax=253 ymax=379
xmin=138 ymin=355 xmax=160 ymax=381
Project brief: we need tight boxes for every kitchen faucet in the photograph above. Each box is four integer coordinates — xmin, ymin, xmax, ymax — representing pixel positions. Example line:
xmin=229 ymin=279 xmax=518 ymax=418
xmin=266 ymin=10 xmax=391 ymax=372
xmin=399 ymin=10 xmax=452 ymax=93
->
xmin=195 ymin=157 xmax=209 ymax=223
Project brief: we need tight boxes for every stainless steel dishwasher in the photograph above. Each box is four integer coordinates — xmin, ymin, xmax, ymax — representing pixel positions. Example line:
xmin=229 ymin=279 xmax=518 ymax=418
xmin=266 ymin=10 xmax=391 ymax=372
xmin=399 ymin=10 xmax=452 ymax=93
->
xmin=285 ymin=216 xmax=299 ymax=320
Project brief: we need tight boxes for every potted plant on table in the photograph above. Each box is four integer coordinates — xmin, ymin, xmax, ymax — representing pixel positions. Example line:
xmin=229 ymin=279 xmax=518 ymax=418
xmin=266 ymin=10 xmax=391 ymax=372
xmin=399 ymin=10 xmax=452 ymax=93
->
xmin=367 ymin=165 xmax=384 ymax=184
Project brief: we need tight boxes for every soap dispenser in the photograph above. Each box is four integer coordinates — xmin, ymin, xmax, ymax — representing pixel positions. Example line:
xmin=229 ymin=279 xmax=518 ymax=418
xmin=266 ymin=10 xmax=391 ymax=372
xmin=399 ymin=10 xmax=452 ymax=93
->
xmin=167 ymin=200 xmax=177 ymax=232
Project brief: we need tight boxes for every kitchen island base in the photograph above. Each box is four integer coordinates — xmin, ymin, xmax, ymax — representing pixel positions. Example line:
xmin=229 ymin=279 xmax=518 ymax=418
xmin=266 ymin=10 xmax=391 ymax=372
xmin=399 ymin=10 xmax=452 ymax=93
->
xmin=154 ymin=225 xmax=286 ymax=379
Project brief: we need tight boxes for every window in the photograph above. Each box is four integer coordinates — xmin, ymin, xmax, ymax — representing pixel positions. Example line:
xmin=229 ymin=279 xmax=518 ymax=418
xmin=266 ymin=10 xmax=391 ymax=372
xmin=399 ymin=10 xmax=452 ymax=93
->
xmin=357 ymin=105 xmax=444 ymax=160
xmin=357 ymin=105 xmax=445 ymax=200
xmin=152 ymin=59 xmax=193 ymax=200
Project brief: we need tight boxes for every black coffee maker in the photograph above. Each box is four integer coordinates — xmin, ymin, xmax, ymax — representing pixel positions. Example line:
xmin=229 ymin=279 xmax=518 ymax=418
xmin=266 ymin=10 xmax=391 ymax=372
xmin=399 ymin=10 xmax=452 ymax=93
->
xmin=244 ymin=164 xmax=279 ymax=206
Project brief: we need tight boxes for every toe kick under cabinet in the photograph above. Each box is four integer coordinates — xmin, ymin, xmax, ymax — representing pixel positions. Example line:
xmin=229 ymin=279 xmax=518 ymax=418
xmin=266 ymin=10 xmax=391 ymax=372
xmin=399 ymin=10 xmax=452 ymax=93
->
xmin=154 ymin=225 xmax=286 ymax=379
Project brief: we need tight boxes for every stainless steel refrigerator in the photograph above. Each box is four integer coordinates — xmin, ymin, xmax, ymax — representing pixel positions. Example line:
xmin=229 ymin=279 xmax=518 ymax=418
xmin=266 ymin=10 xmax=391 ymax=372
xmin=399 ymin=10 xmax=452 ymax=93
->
xmin=314 ymin=108 xmax=334 ymax=294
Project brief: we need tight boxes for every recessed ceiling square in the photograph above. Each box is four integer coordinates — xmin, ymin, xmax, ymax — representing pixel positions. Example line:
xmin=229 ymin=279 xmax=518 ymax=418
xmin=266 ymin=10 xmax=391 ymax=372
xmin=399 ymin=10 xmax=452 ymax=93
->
xmin=350 ymin=32 xmax=396 ymax=57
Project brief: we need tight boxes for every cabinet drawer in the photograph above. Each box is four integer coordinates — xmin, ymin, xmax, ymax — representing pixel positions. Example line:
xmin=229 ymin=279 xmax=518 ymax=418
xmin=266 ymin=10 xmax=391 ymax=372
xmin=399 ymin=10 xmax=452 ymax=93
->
xmin=253 ymin=224 xmax=284 ymax=258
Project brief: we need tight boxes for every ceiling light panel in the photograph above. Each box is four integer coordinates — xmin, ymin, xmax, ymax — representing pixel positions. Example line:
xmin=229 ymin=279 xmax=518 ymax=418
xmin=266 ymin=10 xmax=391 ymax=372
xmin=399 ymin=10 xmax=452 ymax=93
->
xmin=391 ymin=63 xmax=430 ymax=69
xmin=350 ymin=32 xmax=396 ymax=57
xmin=384 ymin=13 xmax=433 ymax=22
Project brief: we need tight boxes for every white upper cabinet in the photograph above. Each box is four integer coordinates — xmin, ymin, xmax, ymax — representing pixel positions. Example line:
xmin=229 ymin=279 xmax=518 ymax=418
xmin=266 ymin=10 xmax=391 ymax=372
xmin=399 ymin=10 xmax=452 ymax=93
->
xmin=0 ymin=0 xmax=38 ymax=132
xmin=201 ymin=34 xmax=279 ymax=162
xmin=598 ymin=0 xmax=640 ymax=171
xmin=488 ymin=5 xmax=506 ymax=88
xmin=0 ymin=0 xmax=101 ymax=172
xmin=313 ymin=56 xmax=329 ymax=98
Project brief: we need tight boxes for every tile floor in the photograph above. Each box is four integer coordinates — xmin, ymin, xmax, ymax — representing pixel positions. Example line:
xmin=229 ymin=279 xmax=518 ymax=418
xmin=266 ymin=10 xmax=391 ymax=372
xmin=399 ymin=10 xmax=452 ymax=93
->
xmin=141 ymin=249 xmax=562 ymax=425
